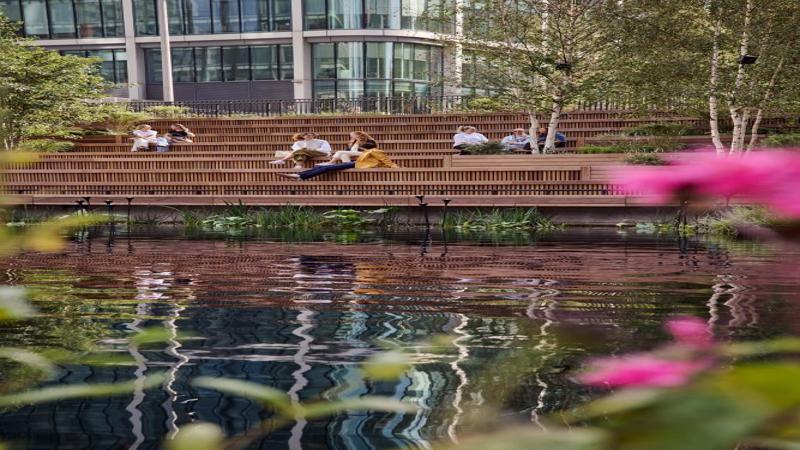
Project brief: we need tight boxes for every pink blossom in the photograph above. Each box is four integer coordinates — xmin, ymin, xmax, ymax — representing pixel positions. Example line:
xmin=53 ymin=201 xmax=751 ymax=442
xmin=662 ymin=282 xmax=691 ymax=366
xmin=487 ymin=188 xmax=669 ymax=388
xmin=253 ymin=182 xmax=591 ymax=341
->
xmin=615 ymin=149 xmax=800 ymax=217
xmin=578 ymin=354 xmax=708 ymax=388
xmin=666 ymin=317 xmax=714 ymax=348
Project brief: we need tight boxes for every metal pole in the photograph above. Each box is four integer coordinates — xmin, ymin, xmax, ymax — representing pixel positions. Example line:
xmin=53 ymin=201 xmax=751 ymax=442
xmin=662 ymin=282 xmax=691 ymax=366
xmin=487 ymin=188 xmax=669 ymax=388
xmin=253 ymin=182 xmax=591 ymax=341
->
xmin=157 ymin=0 xmax=174 ymax=102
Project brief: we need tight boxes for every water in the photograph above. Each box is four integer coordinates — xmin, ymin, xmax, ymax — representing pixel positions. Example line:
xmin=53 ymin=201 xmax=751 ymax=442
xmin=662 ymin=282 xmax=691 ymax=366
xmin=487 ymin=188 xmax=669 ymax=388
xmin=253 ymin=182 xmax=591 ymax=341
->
xmin=0 ymin=227 xmax=799 ymax=449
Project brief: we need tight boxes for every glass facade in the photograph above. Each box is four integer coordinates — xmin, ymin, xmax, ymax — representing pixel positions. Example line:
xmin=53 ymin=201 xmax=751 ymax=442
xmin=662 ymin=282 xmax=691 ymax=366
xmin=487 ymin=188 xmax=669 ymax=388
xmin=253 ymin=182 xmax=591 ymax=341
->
xmin=62 ymin=49 xmax=128 ymax=83
xmin=303 ymin=0 xmax=451 ymax=32
xmin=311 ymin=41 xmax=442 ymax=99
xmin=2 ymin=0 xmax=123 ymax=38
xmin=133 ymin=0 xmax=290 ymax=36
xmin=145 ymin=44 xmax=293 ymax=83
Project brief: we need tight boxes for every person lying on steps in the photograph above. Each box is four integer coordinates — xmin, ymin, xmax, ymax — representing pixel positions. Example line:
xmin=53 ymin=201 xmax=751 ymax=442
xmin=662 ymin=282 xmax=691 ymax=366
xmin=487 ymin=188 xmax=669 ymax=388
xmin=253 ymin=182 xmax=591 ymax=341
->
xmin=276 ymin=148 xmax=398 ymax=180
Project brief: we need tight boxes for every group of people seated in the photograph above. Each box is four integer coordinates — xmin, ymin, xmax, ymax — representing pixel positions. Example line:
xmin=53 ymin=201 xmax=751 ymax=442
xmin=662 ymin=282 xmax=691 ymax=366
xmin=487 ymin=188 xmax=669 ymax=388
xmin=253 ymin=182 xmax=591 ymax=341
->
xmin=270 ymin=131 xmax=396 ymax=180
xmin=453 ymin=126 xmax=567 ymax=154
xmin=130 ymin=124 xmax=195 ymax=152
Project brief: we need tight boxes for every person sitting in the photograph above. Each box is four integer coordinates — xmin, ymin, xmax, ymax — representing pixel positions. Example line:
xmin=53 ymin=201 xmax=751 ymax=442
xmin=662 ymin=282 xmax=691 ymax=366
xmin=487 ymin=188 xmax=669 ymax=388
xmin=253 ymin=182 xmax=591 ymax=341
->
xmin=130 ymin=124 xmax=157 ymax=152
xmin=155 ymin=136 xmax=171 ymax=153
xmin=320 ymin=131 xmax=378 ymax=165
xmin=165 ymin=124 xmax=195 ymax=143
xmin=276 ymin=148 xmax=397 ymax=180
xmin=536 ymin=127 xmax=567 ymax=153
xmin=501 ymin=128 xmax=532 ymax=152
xmin=270 ymin=132 xmax=332 ymax=169
xmin=452 ymin=126 xmax=488 ymax=155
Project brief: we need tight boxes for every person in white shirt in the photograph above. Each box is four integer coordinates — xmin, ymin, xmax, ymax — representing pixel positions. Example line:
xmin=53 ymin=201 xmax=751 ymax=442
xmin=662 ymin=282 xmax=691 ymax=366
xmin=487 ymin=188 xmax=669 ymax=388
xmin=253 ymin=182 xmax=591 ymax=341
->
xmin=270 ymin=132 xmax=332 ymax=169
xmin=452 ymin=126 xmax=488 ymax=154
xmin=501 ymin=128 xmax=532 ymax=152
xmin=130 ymin=124 xmax=158 ymax=152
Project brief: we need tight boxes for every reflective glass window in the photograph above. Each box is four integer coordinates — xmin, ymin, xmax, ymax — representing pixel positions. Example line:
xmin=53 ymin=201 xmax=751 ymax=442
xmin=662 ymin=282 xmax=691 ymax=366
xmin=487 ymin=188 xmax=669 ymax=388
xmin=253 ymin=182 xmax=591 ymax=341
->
xmin=364 ymin=0 xmax=389 ymax=28
xmin=365 ymin=80 xmax=391 ymax=97
xmin=194 ymin=46 xmax=221 ymax=81
xmin=166 ymin=0 xmax=185 ymax=34
xmin=185 ymin=0 xmax=212 ymax=34
xmin=48 ymin=0 xmax=76 ymax=37
xmin=241 ymin=0 xmax=268 ymax=31
xmin=74 ymin=0 xmax=102 ymax=37
xmin=393 ymin=80 xmax=413 ymax=96
xmin=134 ymin=0 xmax=157 ymax=35
xmin=212 ymin=0 xmax=240 ymax=32
xmin=87 ymin=49 xmax=114 ymax=80
xmin=336 ymin=80 xmax=364 ymax=99
xmin=365 ymin=42 xmax=390 ymax=78
xmin=329 ymin=0 xmax=360 ymax=29
xmin=101 ymin=0 xmax=124 ymax=36
xmin=401 ymin=0 xmax=424 ymax=30
xmin=303 ymin=0 xmax=325 ymax=30
xmin=251 ymin=45 xmax=277 ymax=80
xmin=145 ymin=49 xmax=162 ymax=83
xmin=114 ymin=49 xmax=127 ymax=83
xmin=278 ymin=44 xmax=293 ymax=79
xmin=222 ymin=46 xmax=250 ymax=81
xmin=0 ymin=0 xmax=22 ymax=23
xmin=313 ymin=80 xmax=335 ymax=99
xmin=393 ymin=42 xmax=413 ymax=79
xmin=312 ymin=43 xmax=335 ymax=79
xmin=172 ymin=47 xmax=195 ymax=82
xmin=272 ymin=0 xmax=290 ymax=30
xmin=21 ymin=0 xmax=49 ymax=37
xmin=413 ymin=45 xmax=430 ymax=80
xmin=336 ymin=42 xmax=363 ymax=79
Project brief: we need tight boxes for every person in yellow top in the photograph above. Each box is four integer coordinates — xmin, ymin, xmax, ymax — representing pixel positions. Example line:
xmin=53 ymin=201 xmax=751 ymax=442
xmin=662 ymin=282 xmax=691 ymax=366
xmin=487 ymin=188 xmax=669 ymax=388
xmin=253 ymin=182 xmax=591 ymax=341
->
xmin=276 ymin=148 xmax=397 ymax=180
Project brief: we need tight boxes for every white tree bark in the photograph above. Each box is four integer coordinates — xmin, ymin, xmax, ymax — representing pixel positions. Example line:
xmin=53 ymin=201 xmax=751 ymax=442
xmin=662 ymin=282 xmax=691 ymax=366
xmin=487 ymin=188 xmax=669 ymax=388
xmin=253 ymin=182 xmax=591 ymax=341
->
xmin=727 ymin=0 xmax=753 ymax=154
xmin=708 ymin=16 xmax=724 ymax=154
xmin=528 ymin=111 xmax=540 ymax=154
xmin=543 ymin=98 xmax=562 ymax=153
xmin=746 ymin=57 xmax=785 ymax=152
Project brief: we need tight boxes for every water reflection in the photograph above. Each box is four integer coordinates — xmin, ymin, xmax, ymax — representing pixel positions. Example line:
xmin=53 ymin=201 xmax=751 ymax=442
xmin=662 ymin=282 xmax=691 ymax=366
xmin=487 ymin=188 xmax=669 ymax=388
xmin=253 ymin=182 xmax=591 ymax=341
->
xmin=0 ymin=228 xmax=798 ymax=449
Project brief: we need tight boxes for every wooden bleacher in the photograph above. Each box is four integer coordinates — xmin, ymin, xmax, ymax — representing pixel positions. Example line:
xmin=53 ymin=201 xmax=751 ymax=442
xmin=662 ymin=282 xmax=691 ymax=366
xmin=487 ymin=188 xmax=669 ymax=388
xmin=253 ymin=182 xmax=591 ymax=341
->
xmin=3 ymin=111 xmax=793 ymax=208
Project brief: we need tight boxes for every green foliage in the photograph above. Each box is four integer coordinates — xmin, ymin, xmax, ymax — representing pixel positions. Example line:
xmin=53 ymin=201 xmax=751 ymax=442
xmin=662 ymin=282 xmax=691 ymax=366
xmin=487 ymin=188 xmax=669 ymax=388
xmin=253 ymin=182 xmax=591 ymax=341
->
xmin=321 ymin=208 xmax=394 ymax=229
xmin=625 ymin=153 xmax=666 ymax=165
xmin=17 ymin=139 xmax=74 ymax=153
xmin=464 ymin=97 xmax=508 ymax=112
xmin=143 ymin=105 xmax=195 ymax=119
xmin=77 ymin=103 xmax=149 ymax=135
xmin=577 ymin=145 xmax=627 ymax=154
xmin=625 ymin=123 xmax=689 ymax=137
xmin=255 ymin=204 xmax=325 ymax=229
xmin=696 ymin=206 xmax=775 ymax=237
xmin=462 ymin=141 xmax=509 ymax=155
xmin=762 ymin=133 xmax=800 ymax=148
xmin=0 ymin=15 xmax=108 ymax=149
xmin=445 ymin=208 xmax=555 ymax=232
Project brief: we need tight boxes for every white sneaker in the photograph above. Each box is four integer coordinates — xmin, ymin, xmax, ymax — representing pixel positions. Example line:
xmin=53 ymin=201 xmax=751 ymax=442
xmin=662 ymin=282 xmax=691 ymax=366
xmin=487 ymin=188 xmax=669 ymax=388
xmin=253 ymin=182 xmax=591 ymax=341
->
xmin=269 ymin=160 xmax=286 ymax=165
xmin=316 ymin=162 xmax=335 ymax=166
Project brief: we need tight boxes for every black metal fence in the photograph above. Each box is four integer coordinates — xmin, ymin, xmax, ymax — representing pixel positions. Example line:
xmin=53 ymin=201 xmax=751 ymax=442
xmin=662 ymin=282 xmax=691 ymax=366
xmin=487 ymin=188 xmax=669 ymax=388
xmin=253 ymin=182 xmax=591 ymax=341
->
xmin=128 ymin=96 xmax=473 ymax=117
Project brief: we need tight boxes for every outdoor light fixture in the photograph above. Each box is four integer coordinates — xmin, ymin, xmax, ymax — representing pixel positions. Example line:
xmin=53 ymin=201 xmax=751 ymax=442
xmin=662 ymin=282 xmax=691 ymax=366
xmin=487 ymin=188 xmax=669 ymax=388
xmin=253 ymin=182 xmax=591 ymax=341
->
xmin=82 ymin=196 xmax=91 ymax=207
xmin=555 ymin=61 xmax=572 ymax=71
xmin=126 ymin=197 xmax=134 ymax=224
xmin=738 ymin=55 xmax=758 ymax=65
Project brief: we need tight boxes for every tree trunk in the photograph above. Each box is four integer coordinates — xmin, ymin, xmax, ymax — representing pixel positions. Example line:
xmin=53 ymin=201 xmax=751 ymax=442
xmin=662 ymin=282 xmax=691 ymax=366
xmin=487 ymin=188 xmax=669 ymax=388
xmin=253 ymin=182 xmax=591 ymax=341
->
xmin=746 ymin=108 xmax=763 ymax=152
xmin=709 ymin=16 xmax=724 ymax=154
xmin=543 ymin=99 xmax=562 ymax=153
xmin=736 ymin=108 xmax=750 ymax=152
xmin=528 ymin=111 xmax=540 ymax=155
xmin=729 ymin=108 xmax=743 ymax=154
xmin=746 ymin=57 xmax=785 ymax=152
xmin=726 ymin=0 xmax=753 ymax=154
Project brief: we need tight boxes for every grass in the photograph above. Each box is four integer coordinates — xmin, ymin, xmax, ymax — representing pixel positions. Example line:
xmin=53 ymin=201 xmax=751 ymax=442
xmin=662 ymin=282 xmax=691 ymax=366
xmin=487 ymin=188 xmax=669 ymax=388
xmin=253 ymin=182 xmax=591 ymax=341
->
xmin=696 ymin=206 xmax=775 ymax=237
xmin=762 ymin=133 xmax=800 ymax=148
xmin=444 ymin=208 xmax=557 ymax=232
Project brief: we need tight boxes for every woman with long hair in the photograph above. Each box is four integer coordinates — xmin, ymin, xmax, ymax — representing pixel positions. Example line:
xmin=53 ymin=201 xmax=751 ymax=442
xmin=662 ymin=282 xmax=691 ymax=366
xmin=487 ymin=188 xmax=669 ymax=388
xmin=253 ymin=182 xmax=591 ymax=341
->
xmin=320 ymin=131 xmax=378 ymax=165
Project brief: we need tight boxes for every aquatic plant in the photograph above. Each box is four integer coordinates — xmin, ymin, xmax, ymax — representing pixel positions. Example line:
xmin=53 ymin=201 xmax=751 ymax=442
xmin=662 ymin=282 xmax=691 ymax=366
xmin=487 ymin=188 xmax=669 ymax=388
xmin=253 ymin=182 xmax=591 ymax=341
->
xmin=696 ymin=206 xmax=776 ymax=237
xmin=321 ymin=208 xmax=394 ymax=228
xmin=254 ymin=204 xmax=325 ymax=229
xmin=445 ymin=207 xmax=556 ymax=232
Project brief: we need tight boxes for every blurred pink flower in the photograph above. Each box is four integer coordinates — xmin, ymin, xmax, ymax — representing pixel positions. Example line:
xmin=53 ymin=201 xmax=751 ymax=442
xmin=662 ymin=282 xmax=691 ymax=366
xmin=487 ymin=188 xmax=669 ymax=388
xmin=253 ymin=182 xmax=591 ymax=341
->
xmin=615 ymin=150 xmax=800 ymax=217
xmin=666 ymin=317 xmax=713 ymax=348
xmin=578 ymin=354 xmax=708 ymax=388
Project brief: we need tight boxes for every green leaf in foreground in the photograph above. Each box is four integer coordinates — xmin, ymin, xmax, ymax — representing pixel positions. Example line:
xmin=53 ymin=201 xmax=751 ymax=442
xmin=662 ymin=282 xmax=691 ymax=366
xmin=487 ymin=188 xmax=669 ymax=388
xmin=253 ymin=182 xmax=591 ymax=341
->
xmin=0 ymin=347 xmax=57 ymax=375
xmin=193 ymin=377 xmax=293 ymax=414
xmin=433 ymin=427 xmax=607 ymax=450
xmin=167 ymin=422 xmax=225 ymax=450
xmin=0 ymin=373 xmax=166 ymax=408
xmin=0 ymin=287 xmax=35 ymax=320
xmin=302 ymin=396 xmax=419 ymax=420
xmin=361 ymin=350 xmax=410 ymax=381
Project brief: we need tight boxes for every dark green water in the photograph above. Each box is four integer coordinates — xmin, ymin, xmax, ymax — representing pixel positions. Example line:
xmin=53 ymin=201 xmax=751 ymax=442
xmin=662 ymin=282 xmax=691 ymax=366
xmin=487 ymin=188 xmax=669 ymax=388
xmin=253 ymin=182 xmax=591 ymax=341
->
xmin=0 ymin=227 xmax=798 ymax=449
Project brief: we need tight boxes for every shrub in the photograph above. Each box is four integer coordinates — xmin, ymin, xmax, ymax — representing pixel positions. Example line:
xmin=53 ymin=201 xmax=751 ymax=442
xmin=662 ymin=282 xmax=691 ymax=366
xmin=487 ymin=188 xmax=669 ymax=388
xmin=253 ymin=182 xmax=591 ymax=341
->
xmin=463 ymin=141 xmax=509 ymax=155
xmin=625 ymin=153 xmax=666 ymax=165
xmin=78 ymin=104 xmax=149 ymax=135
xmin=17 ymin=139 xmax=74 ymax=152
xmin=578 ymin=145 xmax=627 ymax=154
xmin=464 ymin=97 xmax=508 ymax=112
xmin=762 ymin=133 xmax=800 ymax=147
xmin=143 ymin=105 xmax=195 ymax=119
xmin=696 ymin=206 xmax=775 ymax=237
xmin=445 ymin=208 xmax=556 ymax=231
xmin=626 ymin=122 xmax=689 ymax=137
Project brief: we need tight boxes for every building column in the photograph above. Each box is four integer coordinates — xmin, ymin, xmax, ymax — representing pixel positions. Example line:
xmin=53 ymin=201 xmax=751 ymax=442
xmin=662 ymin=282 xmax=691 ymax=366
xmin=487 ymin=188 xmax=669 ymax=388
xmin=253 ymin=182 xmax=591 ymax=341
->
xmin=156 ymin=0 xmax=174 ymax=102
xmin=121 ymin=0 xmax=142 ymax=99
xmin=442 ymin=0 xmax=464 ymax=96
xmin=291 ymin=0 xmax=311 ymax=100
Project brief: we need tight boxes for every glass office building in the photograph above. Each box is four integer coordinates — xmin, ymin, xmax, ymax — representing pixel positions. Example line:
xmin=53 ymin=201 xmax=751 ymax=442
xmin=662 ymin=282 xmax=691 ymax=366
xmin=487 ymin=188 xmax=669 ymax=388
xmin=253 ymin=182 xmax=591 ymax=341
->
xmin=0 ymin=0 xmax=460 ymax=100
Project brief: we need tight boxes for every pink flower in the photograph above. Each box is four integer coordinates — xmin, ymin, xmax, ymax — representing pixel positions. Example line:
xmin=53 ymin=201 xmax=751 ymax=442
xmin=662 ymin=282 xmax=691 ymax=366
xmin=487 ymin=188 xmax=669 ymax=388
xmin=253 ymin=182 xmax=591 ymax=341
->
xmin=615 ymin=149 xmax=800 ymax=217
xmin=578 ymin=354 xmax=708 ymax=388
xmin=666 ymin=317 xmax=713 ymax=348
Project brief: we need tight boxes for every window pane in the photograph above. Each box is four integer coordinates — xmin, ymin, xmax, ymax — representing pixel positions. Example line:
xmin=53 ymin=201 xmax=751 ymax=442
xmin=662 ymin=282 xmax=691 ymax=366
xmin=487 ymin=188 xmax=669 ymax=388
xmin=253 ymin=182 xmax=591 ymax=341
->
xmin=21 ymin=0 xmax=49 ymax=37
xmin=413 ymin=45 xmax=430 ymax=80
xmin=401 ymin=0 xmax=424 ymax=30
xmin=364 ymin=0 xmax=389 ymax=29
xmin=303 ymin=0 xmax=325 ymax=30
xmin=101 ymin=0 xmax=124 ymax=36
xmin=87 ymin=49 xmax=115 ymax=81
xmin=145 ymin=48 xmax=162 ymax=83
xmin=167 ymin=0 xmax=184 ymax=34
xmin=134 ymin=0 xmax=157 ymax=35
xmin=114 ymin=50 xmax=128 ymax=83
xmin=336 ymin=42 xmax=362 ymax=79
xmin=185 ymin=0 xmax=212 ymax=34
xmin=365 ymin=80 xmax=391 ymax=97
xmin=393 ymin=42 xmax=413 ymax=79
xmin=313 ymin=80 xmax=335 ymax=99
xmin=337 ymin=80 xmax=363 ymax=99
xmin=241 ymin=0 xmax=268 ymax=31
xmin=393 ymin=80 xmax=413 ymax=96
xmin=251 ymin=45 xmax=277 ymax=80
xmin=312 ymin=43 xmax=335 ymax=79
xmin=48 ymin=0 xmax=76 ymax=37
xmin=279 ymin=44 xmax=293 ymax=79
xmin=212 ymin=0 xmax=239 ymax=32
xmin=414 ymin=82 xmax=429 ymax=96
xmin=329 ymin=0 xmax=361 ymax=29
xmin=222 ymin=46 xmax=249 ymax=81
xmin=195 ymin=47 xmax=222 ymax=81
xmin=365 ymin=42 xmax=390 ymax=78
xmin=75 ymin=0 xmax=102 ymax=37
xmin=272 ymin=0 xmax=290 ymax=30
xmin=0 ymin=0 xmax=22 ymax=23
xmin=172 ymin=47 xmax=195 ymax=82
